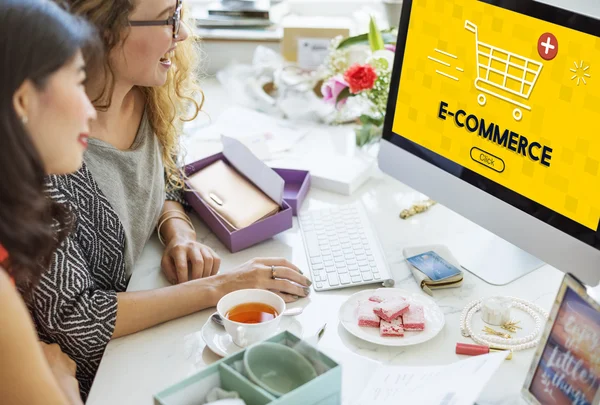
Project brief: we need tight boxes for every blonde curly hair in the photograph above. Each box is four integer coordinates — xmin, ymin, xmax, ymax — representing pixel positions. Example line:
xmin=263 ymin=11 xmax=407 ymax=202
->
xmin=58 ymin=0 xmax=203 ymax=191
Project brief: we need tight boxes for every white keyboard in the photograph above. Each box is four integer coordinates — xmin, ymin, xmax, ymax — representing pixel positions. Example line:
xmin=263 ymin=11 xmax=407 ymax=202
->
xmin=299 ymin=202 xmax=394 ymax=291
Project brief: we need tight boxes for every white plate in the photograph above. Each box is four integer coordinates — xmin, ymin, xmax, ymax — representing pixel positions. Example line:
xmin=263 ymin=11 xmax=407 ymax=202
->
xmin=338 ymin=288 xmax=445 ymax=347
xmin=201 ymin=313 xmax=304 ymax=357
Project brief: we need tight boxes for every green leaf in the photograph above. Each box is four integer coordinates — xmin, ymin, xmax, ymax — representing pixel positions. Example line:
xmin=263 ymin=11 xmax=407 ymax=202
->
xmin=336 ymin=30 xmax=397 ymax=50
xmin=368 ymin=16 xmax=384 ymax=52
xmin=354 ymin=122 xmax=383 ymax=147
xmin=335 ymin=86 xmax=352 ymax=104
xmin=359 ymin=114 xmax=385 ymax=127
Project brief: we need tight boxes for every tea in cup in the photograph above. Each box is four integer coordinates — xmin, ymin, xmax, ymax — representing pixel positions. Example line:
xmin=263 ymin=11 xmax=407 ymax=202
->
xmin=217 ymin=289 xmax=285 ymax=347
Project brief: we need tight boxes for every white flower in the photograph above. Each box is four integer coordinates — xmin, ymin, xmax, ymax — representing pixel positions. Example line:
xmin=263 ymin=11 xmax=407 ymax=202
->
xmin=347 ymin=45 xmax=371 ymax=65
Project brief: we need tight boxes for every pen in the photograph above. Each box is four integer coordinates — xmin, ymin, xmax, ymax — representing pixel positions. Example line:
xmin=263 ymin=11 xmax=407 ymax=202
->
xmin=455 ymin=342 xmax=513 ymax=360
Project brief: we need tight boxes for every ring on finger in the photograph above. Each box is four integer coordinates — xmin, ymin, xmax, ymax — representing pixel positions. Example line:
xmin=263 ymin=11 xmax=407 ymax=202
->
xmin=271 ymin=265 xmax=276 ymax=279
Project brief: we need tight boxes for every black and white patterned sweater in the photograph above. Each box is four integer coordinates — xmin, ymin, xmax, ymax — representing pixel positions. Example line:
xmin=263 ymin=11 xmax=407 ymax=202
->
xmin=25 ymin=163 xmax=186 ymax=399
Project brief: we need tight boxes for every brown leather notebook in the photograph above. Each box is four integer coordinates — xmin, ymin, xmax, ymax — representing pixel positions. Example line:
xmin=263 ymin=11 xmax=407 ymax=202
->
xmin=187 ymin=160 xmax=280 ymax=230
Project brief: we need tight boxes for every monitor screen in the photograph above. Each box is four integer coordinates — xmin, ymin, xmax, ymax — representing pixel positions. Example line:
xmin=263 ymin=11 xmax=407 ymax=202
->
xmin=383 ymin=0 xmax=600 ymax=251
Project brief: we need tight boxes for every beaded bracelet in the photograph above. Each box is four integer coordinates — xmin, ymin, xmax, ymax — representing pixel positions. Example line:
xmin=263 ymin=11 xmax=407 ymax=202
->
xmin=459 ymin=297 xmax=549 ymax=351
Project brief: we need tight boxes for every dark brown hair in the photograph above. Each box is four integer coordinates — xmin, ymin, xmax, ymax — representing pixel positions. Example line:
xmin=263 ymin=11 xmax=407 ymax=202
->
xmin=0 ymin=0 xmax=98 ymax=287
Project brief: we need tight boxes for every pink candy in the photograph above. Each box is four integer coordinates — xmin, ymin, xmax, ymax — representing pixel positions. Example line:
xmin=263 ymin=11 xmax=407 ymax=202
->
xmin=357 ymin=300 xmax=380 ymax=327
xmin=380 ymin=318 xmax=404 ymax=337
xmin=373 ymin=299 xmax=410 ymax=322
xmin=403 ymin=304 xmax=425 ymax=331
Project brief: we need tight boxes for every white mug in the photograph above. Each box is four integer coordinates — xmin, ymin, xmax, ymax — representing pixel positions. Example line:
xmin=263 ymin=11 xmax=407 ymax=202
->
xmin=217 ymin=289 xmax=286 ymax=347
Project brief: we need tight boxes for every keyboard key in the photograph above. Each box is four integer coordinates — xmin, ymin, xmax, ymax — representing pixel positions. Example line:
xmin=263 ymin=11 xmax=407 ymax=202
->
xmin=356 ymin=254 xmax=367 ymax=261
xmin=316 ymin=282 xmax=323 ymax=289
xmin=338 ymin=267 xmax=348 ymax=274
xmin=328 ymin=273 xmax=340 ymax=286
xmin=334 ymin=256 xmax=345 ymax=263
xmin=346 ymin=259 xmax=357 ymax=265
xmin=341 ymin=243 xmax=352 ymax=249
xmin=351 ymin=275 xmax=362 ymax=283
xmin=358 ymin=260 xmax=368 ymax=266
xmin=310 ymin=257 xmax=323 ymax=265
xmin=304 ymin=232 xmax=321 ymax=257
xmin=349 ymin=270 xmax=360 ymax=277
xmin=340 ymin=274 xmax=351 ymax=285
xmin=312 ymin=263 xmax=324 ymax=270
xmin=326 ymin=266 xmax=337 ymax=273
xmin=335 ymin=261 xmax=345 ymax=269
xmin=362 ymin=272 xmax=373 ymax=281
xmin=348 ymin=264 xmax=358 ymax=271
xmin=324 ymin=260 xmax=334 ymax=267
xmin=373 ymin=272 xmax=381 ymax=280
xmin=360 ymin=265 xmax=371 ymax=273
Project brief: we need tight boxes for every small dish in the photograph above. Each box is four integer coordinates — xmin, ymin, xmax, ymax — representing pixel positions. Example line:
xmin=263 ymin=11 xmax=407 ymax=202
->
xmin=201 ymin=313 xmax=303 ymax=357
xmin=338 ymin=288 xmax=445 ymax=347
xmin=244 ymin=342 xmax=317 ymax=397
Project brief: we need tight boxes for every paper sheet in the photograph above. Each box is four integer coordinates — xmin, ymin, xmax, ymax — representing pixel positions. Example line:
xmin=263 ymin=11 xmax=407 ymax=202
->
xmin=352 ymin=351 xmax=509 ymax=405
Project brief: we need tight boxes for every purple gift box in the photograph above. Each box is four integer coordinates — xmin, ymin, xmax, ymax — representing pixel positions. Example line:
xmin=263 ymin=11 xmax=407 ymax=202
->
xmin=184 ymin=153 xmax=310 ymax=253
xmin=272 ymin=168 xmax=311 ymax=216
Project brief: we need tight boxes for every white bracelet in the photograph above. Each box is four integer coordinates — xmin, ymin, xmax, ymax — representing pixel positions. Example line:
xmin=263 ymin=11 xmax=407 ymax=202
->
xmin=459 ymin=296 xmax=549 ymax=351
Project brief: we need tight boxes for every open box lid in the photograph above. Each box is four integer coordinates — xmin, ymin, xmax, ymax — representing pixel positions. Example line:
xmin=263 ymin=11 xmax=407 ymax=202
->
xmin=222 ymin=135 xmax=285 ymax=208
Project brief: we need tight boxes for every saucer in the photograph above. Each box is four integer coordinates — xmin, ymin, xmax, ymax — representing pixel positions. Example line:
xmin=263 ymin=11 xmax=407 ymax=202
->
xmin=201 ymin=313 xmax=304 ymax=357
xmin=339 ymin=288 xmax=445 ymax=347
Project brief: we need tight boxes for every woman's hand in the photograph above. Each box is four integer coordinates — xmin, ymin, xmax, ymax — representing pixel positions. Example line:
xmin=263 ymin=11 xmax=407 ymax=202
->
xmin=161 ymin=236 xmax=221 ymax=284
xmin=39 ymin=342 xmax=82 ymax=405
xmin=219 ymin=257 xmax=312 ymax=303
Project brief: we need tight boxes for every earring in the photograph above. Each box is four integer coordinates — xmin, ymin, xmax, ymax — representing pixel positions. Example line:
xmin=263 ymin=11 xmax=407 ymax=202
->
xmin=21 ymin=116 xmax=28 ymax=125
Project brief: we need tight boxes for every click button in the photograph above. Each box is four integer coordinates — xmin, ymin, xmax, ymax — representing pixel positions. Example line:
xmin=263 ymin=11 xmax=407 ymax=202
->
xmin=470 ymin=147 xmax=505 ymax=173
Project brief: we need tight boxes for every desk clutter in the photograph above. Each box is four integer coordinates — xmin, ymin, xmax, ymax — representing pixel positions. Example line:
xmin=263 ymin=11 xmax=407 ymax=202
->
xmin=154 ymin=331 xmax=341 ymax=405
xmin=185 ymin=136 xmax=310 ymax=252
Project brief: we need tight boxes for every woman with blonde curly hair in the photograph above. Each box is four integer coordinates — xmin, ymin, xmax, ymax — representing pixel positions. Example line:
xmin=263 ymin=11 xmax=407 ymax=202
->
xmin=25 ymin=0 xmax=311 ymax=398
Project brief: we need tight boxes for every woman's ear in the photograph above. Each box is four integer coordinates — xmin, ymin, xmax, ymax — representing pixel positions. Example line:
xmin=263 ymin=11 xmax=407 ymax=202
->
xmin=12 ymin=80 xmax=35 ymax=122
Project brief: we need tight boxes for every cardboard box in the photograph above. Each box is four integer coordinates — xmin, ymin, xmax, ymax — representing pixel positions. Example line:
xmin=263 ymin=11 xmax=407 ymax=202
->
xmin=154 ymin=331 xmax=342 ymax=405
xmin=281 ymin=15 xmax=353 ymax=69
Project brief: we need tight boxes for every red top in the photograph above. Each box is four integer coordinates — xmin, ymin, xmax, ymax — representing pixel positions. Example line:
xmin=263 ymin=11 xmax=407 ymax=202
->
xmin=0 ymin=244 xmax=14 ymax=286
xmin=0 ymin=244 xmax=7 ymax=262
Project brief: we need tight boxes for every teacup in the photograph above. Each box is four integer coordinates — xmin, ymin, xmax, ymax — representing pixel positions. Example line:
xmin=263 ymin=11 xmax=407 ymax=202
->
xmin=217 ymin=289 xmax=285 ymax=347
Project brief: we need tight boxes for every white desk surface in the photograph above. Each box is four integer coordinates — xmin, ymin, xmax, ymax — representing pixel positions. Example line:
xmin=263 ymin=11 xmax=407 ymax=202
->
xmin=86 ymin=79 xmax=565 ymax=405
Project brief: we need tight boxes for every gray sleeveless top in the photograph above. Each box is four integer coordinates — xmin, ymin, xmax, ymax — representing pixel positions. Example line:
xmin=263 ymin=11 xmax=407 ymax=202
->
xmin=85 ymin=111 xmax=165 ymax=276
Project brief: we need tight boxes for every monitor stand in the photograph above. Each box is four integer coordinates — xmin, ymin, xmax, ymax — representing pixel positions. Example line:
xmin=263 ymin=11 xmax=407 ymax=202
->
xmin=448 ymin=227 xmax=545 ymax=286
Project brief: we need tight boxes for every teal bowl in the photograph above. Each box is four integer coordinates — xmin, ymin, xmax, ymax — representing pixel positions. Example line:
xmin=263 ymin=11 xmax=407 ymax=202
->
xmin=244 ymin=342 xmax=318 ymax=397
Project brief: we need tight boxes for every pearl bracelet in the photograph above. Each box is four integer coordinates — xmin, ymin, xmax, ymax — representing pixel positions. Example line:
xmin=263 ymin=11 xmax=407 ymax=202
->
xmin=459 ymin=297 xmax=549 ymax=351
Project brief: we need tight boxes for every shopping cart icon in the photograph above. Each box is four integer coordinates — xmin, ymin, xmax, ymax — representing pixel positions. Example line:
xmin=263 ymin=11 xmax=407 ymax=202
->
xmin=465 ymin=20 xmax=543 ymax=121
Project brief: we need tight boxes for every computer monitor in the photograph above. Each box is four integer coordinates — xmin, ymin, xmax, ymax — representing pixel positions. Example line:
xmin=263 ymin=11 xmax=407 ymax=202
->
xmin=379 ymin=0 xmax=600 ymax=286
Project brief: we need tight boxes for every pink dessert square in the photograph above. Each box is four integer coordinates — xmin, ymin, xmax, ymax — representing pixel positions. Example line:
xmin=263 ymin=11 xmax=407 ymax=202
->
xmin=357 ymin=301 xmax=380 ymax=327
xmin=369 ymin=295 xmax=384 ymax=303
xmin=380 ymin=318 xmax=404 ymax=337
xmin=402 ymin=304 xmax=425 ymax=331
xmin=373 ymin=299 xmax=410 ymax=322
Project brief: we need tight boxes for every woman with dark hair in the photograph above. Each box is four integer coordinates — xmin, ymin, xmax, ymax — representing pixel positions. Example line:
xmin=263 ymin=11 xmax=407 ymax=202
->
xmin=0 ymin=0 xmax=97 ymax=403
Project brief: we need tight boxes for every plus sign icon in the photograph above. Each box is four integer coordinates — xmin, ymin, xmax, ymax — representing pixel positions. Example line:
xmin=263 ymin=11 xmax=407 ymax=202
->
xmin=537 ymin=33 xmax=558 ymax=60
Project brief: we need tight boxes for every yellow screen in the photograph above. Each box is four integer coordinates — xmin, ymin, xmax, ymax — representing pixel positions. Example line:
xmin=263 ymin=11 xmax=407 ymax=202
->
xmin=394 ymin=0 xmax=600 ymax=230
